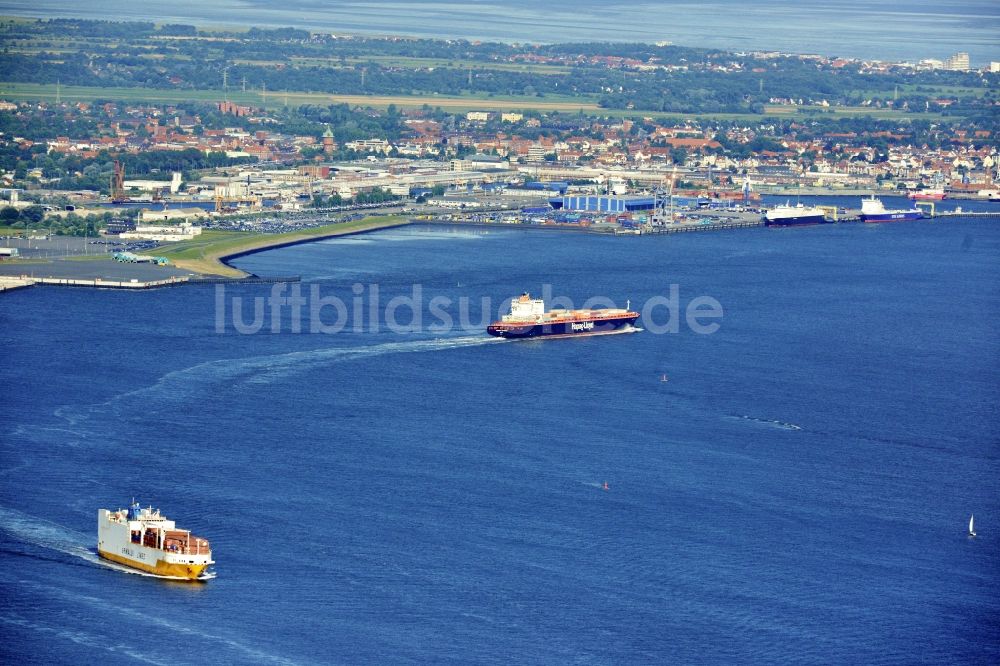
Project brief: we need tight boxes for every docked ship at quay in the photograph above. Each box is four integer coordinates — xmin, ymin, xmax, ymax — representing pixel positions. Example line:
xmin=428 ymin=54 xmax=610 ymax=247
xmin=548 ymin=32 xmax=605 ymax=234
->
xmin=859 ymin=196 xmax=923 ymax=223
xmin=764 ymin=202 xmax=828 ymax=226
xmin=908 ymin=188 xmax=947 ymax=201
xmin=98 ymin=501 xmax=214 ymax=580
xmin=487 ymin=293 xmax=639 ymax=339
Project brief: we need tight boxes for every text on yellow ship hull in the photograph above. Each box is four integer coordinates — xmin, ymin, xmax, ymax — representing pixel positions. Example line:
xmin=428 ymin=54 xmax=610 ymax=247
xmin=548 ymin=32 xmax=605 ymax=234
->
xmin=98 ymin=549 xmax=209 ymax=580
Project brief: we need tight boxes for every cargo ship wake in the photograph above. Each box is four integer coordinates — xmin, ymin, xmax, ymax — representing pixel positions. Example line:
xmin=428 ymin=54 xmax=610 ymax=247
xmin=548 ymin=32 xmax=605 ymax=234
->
xmin=0 ymin=506 xmax=215 ymax=580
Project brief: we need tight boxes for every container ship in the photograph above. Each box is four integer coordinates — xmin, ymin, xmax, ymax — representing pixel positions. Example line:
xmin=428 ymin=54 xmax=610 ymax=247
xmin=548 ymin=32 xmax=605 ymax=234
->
xmin=859 ymin=196 xmax=923 ymax=223
xmin=98 ymin=501 xmax=213 ymax=580
xmin=908 ymin=188 xmax=946 ymax=201
xmin=764 ymin=202 xmax=828 ymax=226
xmin=487 ymin=293 xmax=639 ymax=339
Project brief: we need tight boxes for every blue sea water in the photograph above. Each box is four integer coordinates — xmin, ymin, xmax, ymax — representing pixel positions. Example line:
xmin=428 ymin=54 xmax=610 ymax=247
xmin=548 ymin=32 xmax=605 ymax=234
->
xmin=2 ymin=219 xmax=1000 ymax=663
xmin=2 ymin=0 xmax=998 ymax=64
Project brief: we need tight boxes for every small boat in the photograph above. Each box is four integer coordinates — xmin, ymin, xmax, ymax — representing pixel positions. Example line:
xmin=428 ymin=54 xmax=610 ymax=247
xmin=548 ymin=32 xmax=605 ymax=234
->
xmin=969 ymin=514 xmax=976 ymax=537
xmin=660 ymin=374 xmax=669 ymax=382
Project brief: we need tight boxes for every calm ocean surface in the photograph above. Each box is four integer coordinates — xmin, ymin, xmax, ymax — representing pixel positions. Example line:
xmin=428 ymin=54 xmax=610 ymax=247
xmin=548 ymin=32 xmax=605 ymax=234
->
xmin=2 ymin=0 xmax=998 ymax=63
xmin=1 ymin=216 xmax=999 ymax=663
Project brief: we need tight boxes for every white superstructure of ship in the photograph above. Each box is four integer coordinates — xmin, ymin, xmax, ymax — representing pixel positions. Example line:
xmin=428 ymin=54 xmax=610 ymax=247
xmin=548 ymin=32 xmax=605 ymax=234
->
xmin=98 ymin=501 xmax=213 ymax=580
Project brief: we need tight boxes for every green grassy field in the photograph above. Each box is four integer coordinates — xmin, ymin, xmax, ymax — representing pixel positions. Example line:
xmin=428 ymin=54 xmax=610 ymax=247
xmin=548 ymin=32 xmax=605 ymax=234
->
xmin=291 ymin=55 xmax=571 ymax=75
xmin=856 ymin=84 xmax=992 ymax=99
xmin=595 ymin=105 xmax=946 ymax=122
xmin=0 ymin=81 xmax=602 ymax=112
xmin=154 ymin=216 xmax=411 ymax=277
xmin=7 ymin=47 xmax=83 ymax=56
xmin=0 ymin=81 xmax=950 ymax=120
xmin=757 ymin=103 xmax=947 ymax=119
xmin=0 ymin=82 xmax=248 ymax=105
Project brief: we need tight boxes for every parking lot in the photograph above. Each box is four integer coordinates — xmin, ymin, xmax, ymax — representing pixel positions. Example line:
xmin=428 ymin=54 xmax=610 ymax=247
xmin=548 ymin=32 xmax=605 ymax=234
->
xmin=0 ymin=234 xmax=161 ymax=259
xmin=0 ymin=234 xmax=196 ymax=281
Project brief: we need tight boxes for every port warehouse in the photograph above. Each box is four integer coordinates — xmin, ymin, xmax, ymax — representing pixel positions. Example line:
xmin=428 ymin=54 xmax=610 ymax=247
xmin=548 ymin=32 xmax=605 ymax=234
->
xmin=510 ymin=194 xmax=727 ymax=228
xmin=547 ymin=194 xmax=741 ymax=212
xmin=550 ymin=195 xmax=657 ymax=213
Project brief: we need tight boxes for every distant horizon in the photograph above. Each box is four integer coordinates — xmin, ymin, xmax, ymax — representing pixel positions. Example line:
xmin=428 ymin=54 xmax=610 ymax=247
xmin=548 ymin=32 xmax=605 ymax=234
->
xmin=1 ymin=0 xmax=998 ymax=65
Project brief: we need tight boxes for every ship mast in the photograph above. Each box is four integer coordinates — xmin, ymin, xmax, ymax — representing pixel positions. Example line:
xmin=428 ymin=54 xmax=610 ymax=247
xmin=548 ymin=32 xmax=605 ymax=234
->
xmin=668 ymin=166 xmax=676 ymax=224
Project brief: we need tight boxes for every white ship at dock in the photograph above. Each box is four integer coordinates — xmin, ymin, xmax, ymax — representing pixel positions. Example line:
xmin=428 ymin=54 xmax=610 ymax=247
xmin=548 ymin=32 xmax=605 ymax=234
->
xmin=763 ymin=202 xmax=827 ymax=226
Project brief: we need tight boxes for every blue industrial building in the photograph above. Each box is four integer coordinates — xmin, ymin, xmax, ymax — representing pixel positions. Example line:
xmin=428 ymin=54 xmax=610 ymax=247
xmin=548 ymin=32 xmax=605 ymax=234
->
xmin=549 ymin=195 xmax=657 ymax=213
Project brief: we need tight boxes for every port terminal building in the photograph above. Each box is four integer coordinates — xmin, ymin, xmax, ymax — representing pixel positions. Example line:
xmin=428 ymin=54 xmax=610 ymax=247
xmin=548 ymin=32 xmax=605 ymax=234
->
xmin=120 ymin=222 xmax=203 ymax=242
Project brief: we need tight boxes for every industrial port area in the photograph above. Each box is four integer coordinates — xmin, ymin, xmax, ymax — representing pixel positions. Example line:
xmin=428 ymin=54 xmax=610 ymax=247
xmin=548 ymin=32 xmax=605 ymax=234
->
xmin=3 ymin=145 xmax=1000 ymax=292
xmin=1 ymin=22 xmax=997 ymax=290
xmin=3 ymin=185 xmax=997 ymax=293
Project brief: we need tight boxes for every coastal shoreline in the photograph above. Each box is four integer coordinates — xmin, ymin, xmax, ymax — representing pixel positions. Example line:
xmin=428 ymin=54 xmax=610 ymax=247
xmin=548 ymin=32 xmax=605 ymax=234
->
xmin=3 ymin=208 xmax=996 ymax=293
xmin=217 ymin=218 xmax=413 ymax=275
xmin=0 ymin=216 xmax=413 ymax=291
xmin=157 ymin=216 xmax=413 ymax=278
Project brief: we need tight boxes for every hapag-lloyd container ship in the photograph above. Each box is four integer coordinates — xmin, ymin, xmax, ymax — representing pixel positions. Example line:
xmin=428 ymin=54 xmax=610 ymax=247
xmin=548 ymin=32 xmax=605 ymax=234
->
xmin=98 ymin=501 xmax=214 ymax=580
xmin=487 ymin=293 xmax=639 ymax=339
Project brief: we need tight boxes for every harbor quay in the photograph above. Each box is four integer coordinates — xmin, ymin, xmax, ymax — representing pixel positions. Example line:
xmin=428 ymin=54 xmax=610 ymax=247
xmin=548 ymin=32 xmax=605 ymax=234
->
xmin=2 ymin=192 xmax=996 ymax=294
xmin=0 ymin=254 xmax=196 ymax=288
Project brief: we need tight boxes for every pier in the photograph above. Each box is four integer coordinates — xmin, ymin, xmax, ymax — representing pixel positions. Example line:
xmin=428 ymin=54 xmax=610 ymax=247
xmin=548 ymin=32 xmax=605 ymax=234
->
xmin=428 ymin=215 xmax=766 ymax=234
xmin=934 ymin=211 xmax=1000 ymax=219
xmin=2 ymin=275 xmax=192 ymax=290
xmin=0 ymin=273 xmax=306 ymax=293
xmin=0 ymin=277 xmax=35 ymax=292
xmin=190 ymin=275 xmax=302 ymax=285
xmin=830 ymin=209 xmax=1000 ymax=223
xmin=640 ymin=219 xmax=765 ymax=234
